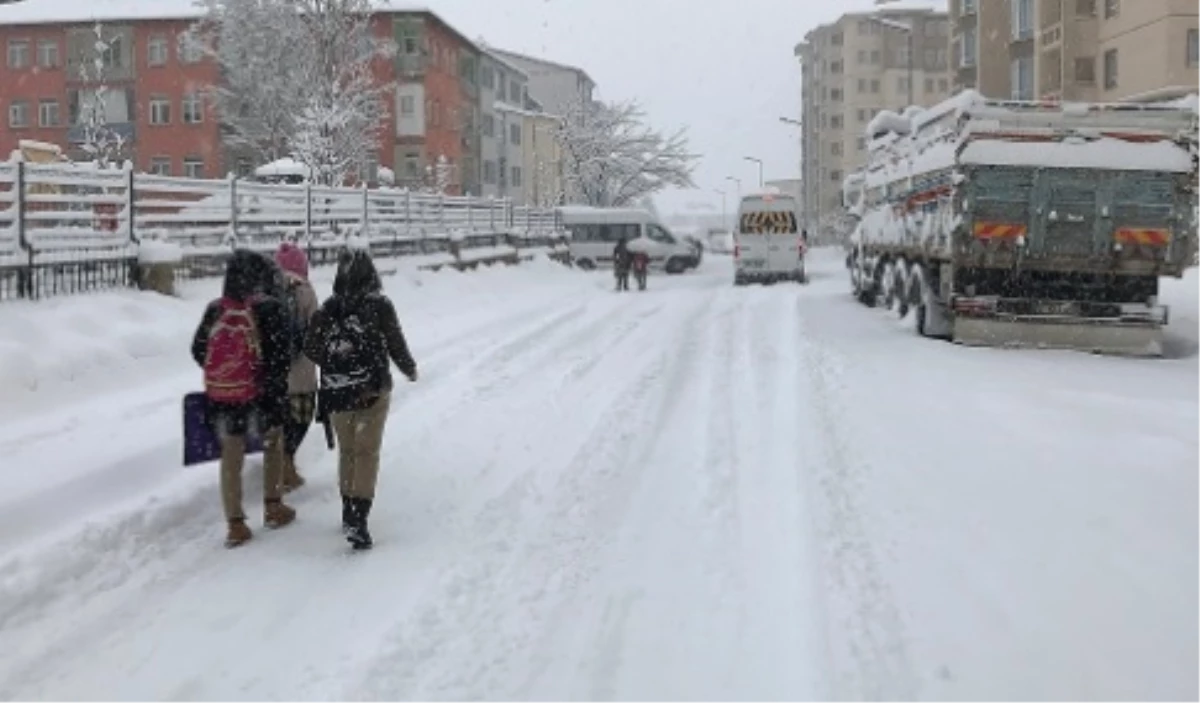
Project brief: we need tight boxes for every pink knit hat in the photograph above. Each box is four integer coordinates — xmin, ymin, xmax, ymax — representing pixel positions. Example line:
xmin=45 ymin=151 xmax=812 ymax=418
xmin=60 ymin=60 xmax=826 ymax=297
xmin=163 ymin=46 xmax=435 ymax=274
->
xmin=275 ymin=242 xmax=309 ymax=280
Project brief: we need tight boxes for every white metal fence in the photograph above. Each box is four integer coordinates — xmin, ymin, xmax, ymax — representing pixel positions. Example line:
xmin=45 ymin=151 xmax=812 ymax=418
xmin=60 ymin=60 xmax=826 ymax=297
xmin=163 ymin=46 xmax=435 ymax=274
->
xmin=0 ymin=161 xmax=565 ymax=300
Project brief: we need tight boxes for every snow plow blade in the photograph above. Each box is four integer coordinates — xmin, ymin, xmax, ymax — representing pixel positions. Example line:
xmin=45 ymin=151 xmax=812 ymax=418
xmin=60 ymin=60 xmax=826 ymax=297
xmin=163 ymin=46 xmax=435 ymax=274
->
xmin=952 ymin=316 xmax=1165 ymax=358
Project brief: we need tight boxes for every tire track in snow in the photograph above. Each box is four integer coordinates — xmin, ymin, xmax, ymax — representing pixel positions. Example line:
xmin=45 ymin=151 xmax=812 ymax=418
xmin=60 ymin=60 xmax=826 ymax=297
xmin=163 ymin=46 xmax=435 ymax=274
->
xmin=794 ymin=302 xmax=918 ymax=701
xmin=342 ymin=294 xmax=712 ymax=700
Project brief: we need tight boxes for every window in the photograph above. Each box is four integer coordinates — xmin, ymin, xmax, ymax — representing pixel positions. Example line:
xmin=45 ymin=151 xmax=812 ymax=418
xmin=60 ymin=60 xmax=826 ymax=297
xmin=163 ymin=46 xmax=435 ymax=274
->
xmin=37 ymin=40 xmax=58 ymax=68
xmin=1103 ymin=48 xmax=1117 ymax=89
xmin=1189 ymin=29 xmax=1198 ymax=67
xmin=1076 ymin=0 xmax=1096 ymax=16
xmin=149 ymin=157 xmax=171 ymax=176
xmin=1104 ymin=0 xmax=1118 ymax=19
xmin=830 ymin=60 xmax=842 ymax=74
xmin=830 ymin=142 xmax=842 ymax=156
xmin=925 ymin=77 xmax=935 ymax=93
xmin=830 ymin=115 xmax=843 ymax=129
xmin=895 ymin=47 xmax=910 ymax=66
xmin=183 ymin=158 xmax=204 ymax=179
xmin=511 ymin=166 xmax=522 ymax=187
xmin=101 ymin=36 xmax=123 ymax=69
xmin=857 ymin=108 xmax=868 ymax=122
xmin=1010 ymin=57 xmax=1033 ymax=99
xmin=829 ymin=169 xmax=842 ymax=182
xmin=179 ymin=32 xmax=202 ymax=63
xmin=402 ymin=152 xmax=420 ymax=179
xmin=830 ymin=88 xmax=843 ymax=101
xmin=960 ymin=27 xmax=977 ymax=67
xmin=236 ymin=158 xmax=252 ymax=177
xmin=830 ymin=32 xmax=843 ymax=46
xmin=509 ymin=122 xmax=521 ymax=144
xmin=1011 ymin=0 xmax=1033 ymax=40
xmin=400 ymin=95 xmax=415 ymax=115
xmin=182 ymin=93 xmax=202 ymax=124
xmin=148 ymin=36 xmax=168 ymax=66
xmin=857 ymin=49 xmax=867 ymax=64
xmin=870 ymin=49 xmax=880 ymax=64
xmin=483 ymin=159 xmax=497 ymax=184
xmin=38 ymin=99 xmax=59 ymax=127
xmin=509 ymin=80 xmax=521 ymax=102
xmin=149 ymin=96 xmax=171 ymax=125
xmin=962 ymin=0 xmax=977 ymax=14
xmin=1075 ymin=57 xmax=1095 ymax=83
xmin=480 ymin=64 xmax=494 ymax=89
xmin=8 ymin=100 xmax=28 ymax=127
xmin=482 ymin=112 xmax=495 ymax=137
xmin=871 ymin=79 xmax=880 ymax=93
xmin=7 ymin=40 xmax=29 ymax=68
xmin=857 ymin=136 xmax=866 ymax=151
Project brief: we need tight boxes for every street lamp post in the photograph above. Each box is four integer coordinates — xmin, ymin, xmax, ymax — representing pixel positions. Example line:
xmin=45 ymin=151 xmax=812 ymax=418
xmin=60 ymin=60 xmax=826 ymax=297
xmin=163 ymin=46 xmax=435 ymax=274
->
xmin=725 ymin=175 xmax=741 ymax=200
xmin=743 ymin=156 xmax=764 ymax=188
xmin=778 ymin=116 xmax=805 ymax=229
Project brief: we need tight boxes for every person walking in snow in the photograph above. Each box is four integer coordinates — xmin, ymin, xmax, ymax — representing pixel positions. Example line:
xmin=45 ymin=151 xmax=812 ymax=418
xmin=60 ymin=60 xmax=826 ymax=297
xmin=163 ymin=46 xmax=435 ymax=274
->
xmin=274 ymin=242 xmax=321 ymax=492
xmin=304 ymin=248 xmax=418 ymax=550
xmin=612 ymin=236 xmax=632 ymax=292
xmin=192 ymin=250 xmax=297 ymax=548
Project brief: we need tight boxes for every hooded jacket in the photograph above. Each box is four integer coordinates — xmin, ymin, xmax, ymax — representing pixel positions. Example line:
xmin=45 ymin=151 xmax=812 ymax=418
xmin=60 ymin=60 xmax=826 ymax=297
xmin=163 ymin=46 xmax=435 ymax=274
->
xmin=191 ymin=250 xmax=293 ymax=428
xmin=304 ymin=249 xmax=416 ymax=412
xmin=282 ymin=269 xmax=320 ymax=394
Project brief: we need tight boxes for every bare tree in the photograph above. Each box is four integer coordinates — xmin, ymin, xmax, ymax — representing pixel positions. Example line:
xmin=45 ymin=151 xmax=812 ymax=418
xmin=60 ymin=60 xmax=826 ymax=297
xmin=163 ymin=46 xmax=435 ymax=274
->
xmin=558 ymin=99 xmax=697 ymax=207
xmin=76 ymin=21 xmax=126 ymax=168
xmin=188 ymin=0 xmax=306 ymax=164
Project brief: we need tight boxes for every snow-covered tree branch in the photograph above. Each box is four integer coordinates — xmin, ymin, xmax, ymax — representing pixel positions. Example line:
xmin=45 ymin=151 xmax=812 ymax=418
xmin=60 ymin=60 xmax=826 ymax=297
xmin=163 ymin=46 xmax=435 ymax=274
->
xmin=557 ymin=99 xmax=698 ymax=207
xmin=77 ymin=21 xmax=126 ymax=168
xmin=190 ymin=0 xmax=395 ymax=184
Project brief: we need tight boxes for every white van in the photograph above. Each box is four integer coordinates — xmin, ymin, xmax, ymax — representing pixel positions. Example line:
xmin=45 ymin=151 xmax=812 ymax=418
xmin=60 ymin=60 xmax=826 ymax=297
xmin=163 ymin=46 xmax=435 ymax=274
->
xmin=734 ymin=192 xmax=806 ymax=285
xmin=558 ymin=206 xmax=700 ymax=274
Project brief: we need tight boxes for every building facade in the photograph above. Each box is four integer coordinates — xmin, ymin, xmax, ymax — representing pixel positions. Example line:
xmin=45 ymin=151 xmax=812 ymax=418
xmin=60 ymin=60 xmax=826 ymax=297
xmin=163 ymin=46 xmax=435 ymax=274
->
xmin=487 ymin=48 xmax=595 ymax=120
xmin=951 ymin=0 xmax=1198 ymax=103
xmin=522 ymin=110 xmax=565 ymax=208
xmin=794 ymin=7 xmax=952 ymax=238
xmin=477 ymin=48 xmax=530 ymax=202
xmin=0 ymin=5 xmax=485 ymax=193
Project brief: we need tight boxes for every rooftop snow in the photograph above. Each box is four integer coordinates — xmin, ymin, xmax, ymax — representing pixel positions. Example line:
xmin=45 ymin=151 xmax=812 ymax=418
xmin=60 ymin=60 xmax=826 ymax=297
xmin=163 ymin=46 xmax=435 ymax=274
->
xmin=0 ymin=0 xmax=429 ymax=25
xmin=959 ymin=137 xmax=1193 ymax=173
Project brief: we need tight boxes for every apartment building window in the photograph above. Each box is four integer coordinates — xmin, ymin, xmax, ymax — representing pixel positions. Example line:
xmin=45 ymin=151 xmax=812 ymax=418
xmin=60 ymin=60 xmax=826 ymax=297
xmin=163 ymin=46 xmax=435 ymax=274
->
xmin=1103 ymin=48 xmax=1118 ymax=89
xmin=183 ymin=158 xmax=204 ymax=179
xmin=149 ymin=96 xmax=171 ymax=125
xmin=857 ymin=108 xmax=868 ymax=122
xmin=831 ymin=32 xmax=843 ymax=46
xmin=831 ymin=115 xmax=843 ymax=129
xmin=1189 ymin=29 xmax=1199 ymax=67
xmin=1011 ymin=0 xmax=1033 ymax=40
xmin=1010 ymin=57 xmax=1033 ymax=99
xmin=830 ymin=142 xmax=842 ymax=156
xmin=962 ymin=0 xmax=977 ymax=14
xmin=1074 ymin=57 xmax=1095 ymax=83
xmin=182 ymin=93 xmax=202 ymax=124
xmin=402 ymin=152 xmax=421 ymax=179
xmin=482 ymin=112 xmax=495 ymax=137
xmin=871 ymin=79 xmax=880 ymax=93
xmin=483 ymin=160 xmax=497 ymax=184
xmin=1076 ymin=0 xmax=1096 ymax=16
xmin=480 ymin=64 xmax=494 ymax=89
xmin=858 ymin=77 xmax=867 ymax=93
xmin=857 ymin=136 xmax=866 ymax=151
xmin=870 ymin=50 xmax=880 ymax=64
xmin=511 ymin=166 xmax=522 ymax=187
xmin=37 ymin=40 xmax=59 ymax=68
xmin=925 ymin=77 xmax=935 ymax=93
xmin=148 ymin=36 xmax=169 ymax=66
xmin=1104 ymin=0 xmax=1118 ymax=19
xmin=829 ymin=169 xmax=842 ymax=182
xmin=179 ymin=32 xmax=203 ymax=64
xmin=8 ymin=100 xmax=29 ymax=128
xmin=38 ymin=99 xmax=59 ymax=127
xmin=101 ymin=36 xmax=124 ymax=69
xmin=895 ymin=47 xmax=910 ymax=66
xmin=510 ymin=122 xmax=521 ymax=145
xmin=7 ymin=40 xmax=30 ymax=69
xmin=830 ymin=60 xmax=842 ymax=74
xmin=830 ymin=88 xmax=843 ymax=101
xmin=960 ymin=27 xmax=977 ymax=67
xmin=149 ymin=157 xmax=171 ymax=176
xmin=400 ymin=95 xmax=415 ymax=116
xmin=857 ymin=49 xmax=866 ymax=65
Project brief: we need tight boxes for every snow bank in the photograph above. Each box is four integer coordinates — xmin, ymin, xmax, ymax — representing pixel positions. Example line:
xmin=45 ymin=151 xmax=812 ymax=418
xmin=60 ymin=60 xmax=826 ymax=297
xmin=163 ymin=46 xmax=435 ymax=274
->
xmin=959 ymin=137 xmax=1193 ymax=173
xmin=137 ymin=239 xmax=183 ymax=264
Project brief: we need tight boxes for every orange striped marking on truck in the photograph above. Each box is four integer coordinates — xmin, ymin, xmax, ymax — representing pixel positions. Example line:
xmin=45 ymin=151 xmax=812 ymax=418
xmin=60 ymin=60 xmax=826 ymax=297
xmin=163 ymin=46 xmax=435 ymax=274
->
xmin=972 ymin=222 xmax=1027 ymax=239
xmin=1114 ymin=228 xmax=1170 ymax=246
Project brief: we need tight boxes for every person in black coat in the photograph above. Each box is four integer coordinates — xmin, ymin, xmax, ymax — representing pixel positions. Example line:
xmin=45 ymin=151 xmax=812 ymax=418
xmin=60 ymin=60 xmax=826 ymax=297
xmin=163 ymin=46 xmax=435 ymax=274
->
xmin=612 ymin=236 xmax=632 ymax=291
xmin=305 ymin=248 xmax=417 ymax=549
xmin=191 ymin=249 xmax=297 ymax=547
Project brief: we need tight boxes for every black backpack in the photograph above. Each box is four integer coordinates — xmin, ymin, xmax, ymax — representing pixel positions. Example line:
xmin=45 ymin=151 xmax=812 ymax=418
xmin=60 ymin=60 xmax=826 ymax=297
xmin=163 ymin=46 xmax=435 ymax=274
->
xmin=281 ymin=279 xmax=307 ymax=362
xmin=318 ymin=299 xmax=378 ymax=413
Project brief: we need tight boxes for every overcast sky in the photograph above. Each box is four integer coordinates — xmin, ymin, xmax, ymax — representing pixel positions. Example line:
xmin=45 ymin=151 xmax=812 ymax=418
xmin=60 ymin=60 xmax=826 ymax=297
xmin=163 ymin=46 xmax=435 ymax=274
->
xmin=427 ymin=0 xmax=942 ymax=214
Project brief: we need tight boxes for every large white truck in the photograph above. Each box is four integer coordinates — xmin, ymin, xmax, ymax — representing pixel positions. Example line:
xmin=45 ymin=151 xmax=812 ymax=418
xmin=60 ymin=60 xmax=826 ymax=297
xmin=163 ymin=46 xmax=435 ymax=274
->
xmin=842 ymin=90 xmax=1197 ymax=356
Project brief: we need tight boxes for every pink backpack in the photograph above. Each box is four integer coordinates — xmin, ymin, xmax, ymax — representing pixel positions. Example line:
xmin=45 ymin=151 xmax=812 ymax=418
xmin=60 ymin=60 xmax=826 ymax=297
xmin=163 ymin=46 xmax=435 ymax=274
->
xmin=203 ymin=297 xmax=263 ymax=404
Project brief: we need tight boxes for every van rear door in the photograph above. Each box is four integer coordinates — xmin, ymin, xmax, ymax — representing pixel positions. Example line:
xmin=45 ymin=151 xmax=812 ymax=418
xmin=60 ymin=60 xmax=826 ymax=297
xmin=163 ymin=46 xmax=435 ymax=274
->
xmin=737 ymin=196 xmax=801 ymax=273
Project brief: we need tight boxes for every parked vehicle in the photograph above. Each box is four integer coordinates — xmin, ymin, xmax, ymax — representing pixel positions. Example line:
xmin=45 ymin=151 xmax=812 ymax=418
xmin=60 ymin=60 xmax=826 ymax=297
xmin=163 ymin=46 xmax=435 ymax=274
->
xmin=558 ymin=206 xmax=698 ymax=274
xmin=733 ymin=192 xmax=806 ymax=284
xmin=842 ymin=90 xmax=1198 ymax=356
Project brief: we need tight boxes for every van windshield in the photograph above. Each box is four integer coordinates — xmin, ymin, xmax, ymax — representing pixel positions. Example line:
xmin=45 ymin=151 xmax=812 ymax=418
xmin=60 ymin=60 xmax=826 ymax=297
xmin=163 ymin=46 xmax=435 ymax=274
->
xmin=739 ymin=210 xmax=797 ymax=234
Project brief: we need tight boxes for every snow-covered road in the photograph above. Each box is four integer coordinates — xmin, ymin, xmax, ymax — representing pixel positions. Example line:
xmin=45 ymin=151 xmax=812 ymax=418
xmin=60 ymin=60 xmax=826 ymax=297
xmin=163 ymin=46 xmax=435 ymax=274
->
xmin=0 ymin=251 xmax=1195 ymax=700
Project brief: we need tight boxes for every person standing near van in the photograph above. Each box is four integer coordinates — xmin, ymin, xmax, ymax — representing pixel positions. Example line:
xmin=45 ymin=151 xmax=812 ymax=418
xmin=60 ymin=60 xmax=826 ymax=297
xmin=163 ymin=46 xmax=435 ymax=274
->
xmin=304 ymin=248 xmax=418 ymax=550
xmin=274 ymin=242 xmax=320 ymax=491
xmin=612 ymin=236 xmax=632 ymax=291
xmin=192 ymin=250 xmax=297 ymax=548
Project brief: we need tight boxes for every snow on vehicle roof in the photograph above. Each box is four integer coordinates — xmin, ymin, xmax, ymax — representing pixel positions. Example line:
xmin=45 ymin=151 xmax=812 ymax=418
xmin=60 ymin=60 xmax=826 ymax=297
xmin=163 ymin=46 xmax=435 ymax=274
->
xmin=959 ymin=137 xmax=1193 ymax=173
xmin=254 ymin=158 xmax=311 ymax=179
xmin=0 ymin=0 xmax=429 ymax=25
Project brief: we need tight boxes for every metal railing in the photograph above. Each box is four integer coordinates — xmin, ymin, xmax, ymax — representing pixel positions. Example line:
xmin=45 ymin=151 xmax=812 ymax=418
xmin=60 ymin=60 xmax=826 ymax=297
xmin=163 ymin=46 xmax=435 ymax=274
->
xmin=0 ymin=160 xmax=564 ymax=301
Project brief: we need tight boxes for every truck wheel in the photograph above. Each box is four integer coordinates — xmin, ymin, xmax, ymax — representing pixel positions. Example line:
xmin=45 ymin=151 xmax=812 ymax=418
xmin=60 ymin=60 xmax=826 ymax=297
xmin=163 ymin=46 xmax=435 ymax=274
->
xmin=894 ymin=262 xmax=910 ymax=319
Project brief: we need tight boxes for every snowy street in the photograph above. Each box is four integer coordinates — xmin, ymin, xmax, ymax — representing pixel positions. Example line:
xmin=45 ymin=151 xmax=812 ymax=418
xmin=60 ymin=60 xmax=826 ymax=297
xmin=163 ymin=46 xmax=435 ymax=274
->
xmin=0 ymin=250 xmax=1196 ymax=700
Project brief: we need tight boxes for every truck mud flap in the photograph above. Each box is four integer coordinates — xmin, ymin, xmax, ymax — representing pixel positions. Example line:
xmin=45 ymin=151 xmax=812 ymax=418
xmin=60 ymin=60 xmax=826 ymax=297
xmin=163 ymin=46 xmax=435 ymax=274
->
xmin=952 ymin=316 xmax=1165 ymax=358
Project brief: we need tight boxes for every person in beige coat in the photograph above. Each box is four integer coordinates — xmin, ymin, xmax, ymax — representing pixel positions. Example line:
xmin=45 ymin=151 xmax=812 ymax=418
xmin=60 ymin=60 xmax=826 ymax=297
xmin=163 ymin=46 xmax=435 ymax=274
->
xmin=275 ymin=242 xmax=320 ymax=491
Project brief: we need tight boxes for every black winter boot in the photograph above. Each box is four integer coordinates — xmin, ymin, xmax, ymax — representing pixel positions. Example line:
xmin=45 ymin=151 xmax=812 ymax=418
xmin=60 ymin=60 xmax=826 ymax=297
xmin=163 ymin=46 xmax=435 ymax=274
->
xmin=346 ymin=498 xmax=373 ymax=550
xmin=341 ymin=495 xmax=353 ymax=535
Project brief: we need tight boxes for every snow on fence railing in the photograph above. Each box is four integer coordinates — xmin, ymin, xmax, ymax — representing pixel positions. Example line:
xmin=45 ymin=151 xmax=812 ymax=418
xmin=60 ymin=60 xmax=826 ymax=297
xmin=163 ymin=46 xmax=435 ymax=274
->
xmin=0 ymin=161 xmax=567 ymax=301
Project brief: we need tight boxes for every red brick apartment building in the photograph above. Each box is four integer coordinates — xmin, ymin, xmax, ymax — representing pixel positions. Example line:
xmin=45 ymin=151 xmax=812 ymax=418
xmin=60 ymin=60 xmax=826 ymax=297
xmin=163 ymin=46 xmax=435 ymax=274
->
xmin=0 ymin=3 xmax=480 ymax=193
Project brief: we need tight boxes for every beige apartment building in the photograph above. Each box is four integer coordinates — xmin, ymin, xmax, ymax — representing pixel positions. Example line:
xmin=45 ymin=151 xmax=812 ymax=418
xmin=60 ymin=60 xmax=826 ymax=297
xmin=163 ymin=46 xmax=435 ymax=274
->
xmin=794 ymin=7 xmax=953 ymax=237
xmin=951 ymin=0 xmax=1198 ymax=102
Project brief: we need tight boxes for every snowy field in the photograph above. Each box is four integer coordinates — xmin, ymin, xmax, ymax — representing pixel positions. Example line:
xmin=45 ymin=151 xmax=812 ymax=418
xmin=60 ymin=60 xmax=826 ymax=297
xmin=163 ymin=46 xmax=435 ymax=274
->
xmin=0 ymin=249 xmax=1195 ymax=700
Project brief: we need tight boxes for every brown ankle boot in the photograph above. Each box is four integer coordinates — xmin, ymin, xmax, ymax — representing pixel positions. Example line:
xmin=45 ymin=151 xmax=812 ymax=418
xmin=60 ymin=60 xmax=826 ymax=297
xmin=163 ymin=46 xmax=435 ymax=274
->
xmin=225 ymin=518 xmax=252 ymax=548
xmin=264 ymin=498 xmax=296 ymax=529
xmin=282 ymin=458 xmax=306 ymax=493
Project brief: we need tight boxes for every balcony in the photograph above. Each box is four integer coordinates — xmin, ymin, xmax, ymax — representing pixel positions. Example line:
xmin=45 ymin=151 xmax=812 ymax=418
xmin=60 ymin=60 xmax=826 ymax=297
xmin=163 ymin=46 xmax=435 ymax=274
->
xmin=395 ymin=54 xmax=427 ymax=79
